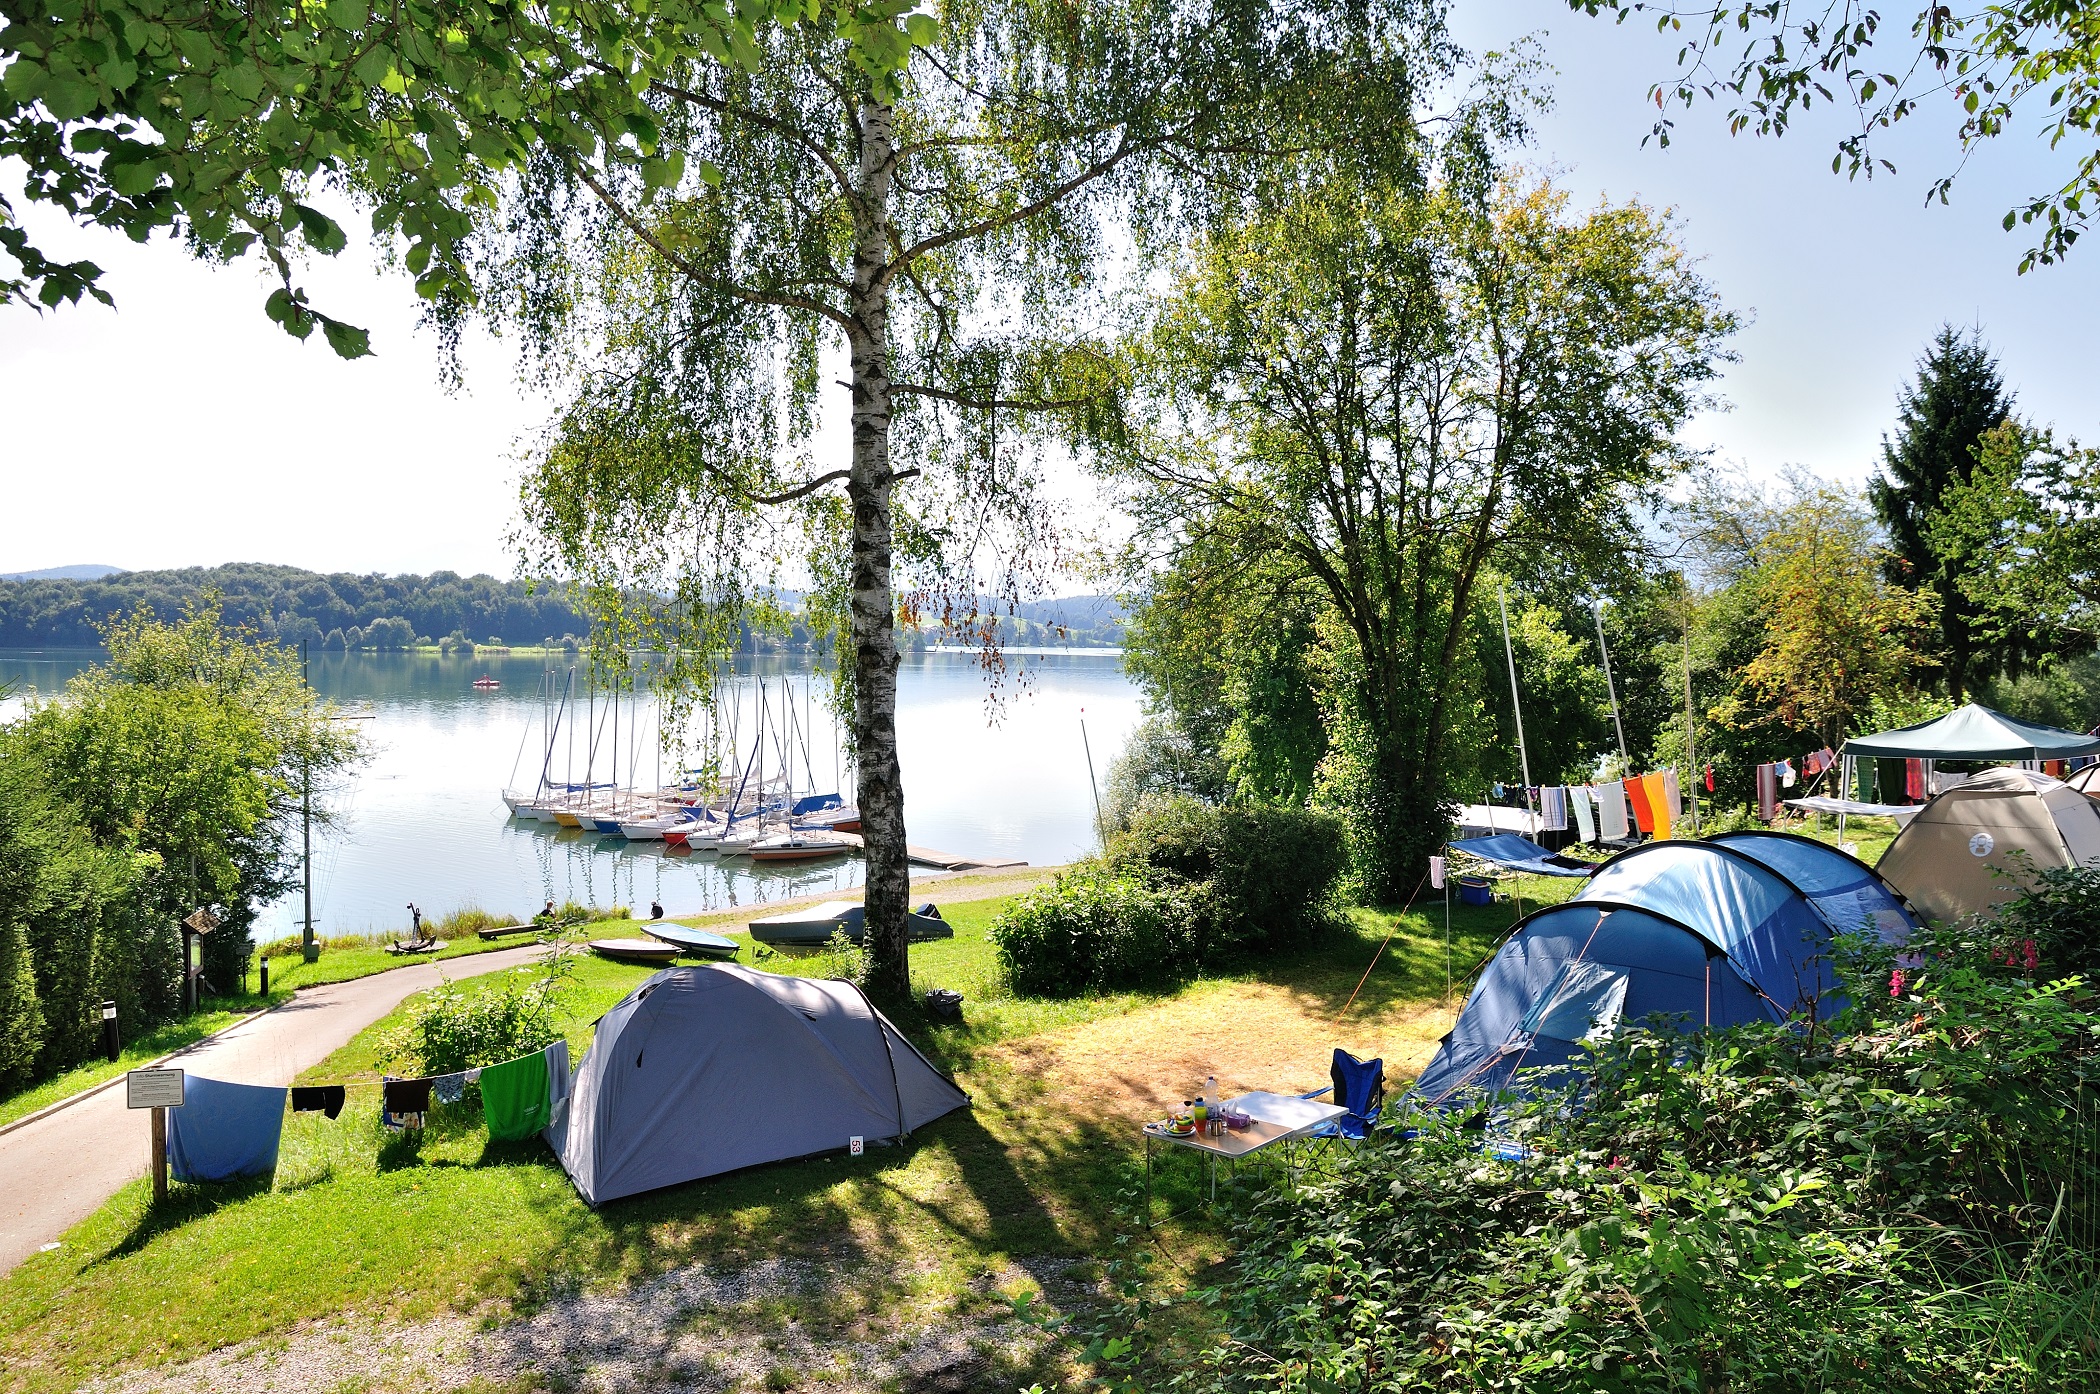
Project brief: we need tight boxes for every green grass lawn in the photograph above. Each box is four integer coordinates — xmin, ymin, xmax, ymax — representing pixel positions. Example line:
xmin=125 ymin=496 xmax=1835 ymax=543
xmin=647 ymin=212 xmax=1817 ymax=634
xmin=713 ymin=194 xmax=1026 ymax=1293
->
xmin=0 ymin=877 xmax=1574 ymax=1391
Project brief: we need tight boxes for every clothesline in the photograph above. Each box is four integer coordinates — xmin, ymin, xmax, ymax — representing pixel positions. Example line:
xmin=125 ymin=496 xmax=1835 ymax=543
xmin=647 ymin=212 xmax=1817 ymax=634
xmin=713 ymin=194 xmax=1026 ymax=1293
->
xmin=163 ymin=1043 xmax=567 ymax=1183
xmin=1476 ymin=770 xmax=1689 ymax=845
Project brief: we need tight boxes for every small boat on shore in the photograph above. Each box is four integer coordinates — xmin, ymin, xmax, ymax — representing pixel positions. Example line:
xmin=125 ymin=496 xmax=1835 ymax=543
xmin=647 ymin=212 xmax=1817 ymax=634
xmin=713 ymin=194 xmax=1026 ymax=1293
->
xmin=748 ymin=901 xmax=952 ymax=950
xmin=589 ymin=937 xmax=683 ymax=965
xmin=642 ymin=922 xmax=741 ymax=960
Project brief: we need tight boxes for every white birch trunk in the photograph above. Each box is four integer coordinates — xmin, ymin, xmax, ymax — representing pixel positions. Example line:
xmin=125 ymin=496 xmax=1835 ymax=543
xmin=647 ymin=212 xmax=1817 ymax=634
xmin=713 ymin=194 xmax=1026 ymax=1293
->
xmin=846 ymin=99 xmax=911 ymax=1000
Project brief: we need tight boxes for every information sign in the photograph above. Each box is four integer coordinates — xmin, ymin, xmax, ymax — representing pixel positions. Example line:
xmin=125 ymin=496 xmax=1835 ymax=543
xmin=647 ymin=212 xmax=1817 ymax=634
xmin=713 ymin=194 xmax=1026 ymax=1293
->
xmin=126 ymin=1068 xmax=185 ymax=1110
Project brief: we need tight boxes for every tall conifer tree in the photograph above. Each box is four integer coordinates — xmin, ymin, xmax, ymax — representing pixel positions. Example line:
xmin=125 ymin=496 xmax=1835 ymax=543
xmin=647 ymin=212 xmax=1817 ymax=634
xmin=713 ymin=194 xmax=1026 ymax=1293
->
xmin=1869 ymin=326 xmax=2017 ymax=700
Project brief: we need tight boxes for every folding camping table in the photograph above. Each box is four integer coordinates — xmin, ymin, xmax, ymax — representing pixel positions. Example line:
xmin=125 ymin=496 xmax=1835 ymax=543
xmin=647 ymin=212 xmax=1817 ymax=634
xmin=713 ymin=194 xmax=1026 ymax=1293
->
xmin=1141 ymin=1090 xmax=1348 ymax=1222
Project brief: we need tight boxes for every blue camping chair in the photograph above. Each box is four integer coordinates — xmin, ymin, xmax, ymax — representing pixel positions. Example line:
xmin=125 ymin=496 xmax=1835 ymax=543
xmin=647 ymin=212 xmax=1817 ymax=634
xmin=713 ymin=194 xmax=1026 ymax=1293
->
xmin=1300 ymin=1049 xmax=1385 ymax=1143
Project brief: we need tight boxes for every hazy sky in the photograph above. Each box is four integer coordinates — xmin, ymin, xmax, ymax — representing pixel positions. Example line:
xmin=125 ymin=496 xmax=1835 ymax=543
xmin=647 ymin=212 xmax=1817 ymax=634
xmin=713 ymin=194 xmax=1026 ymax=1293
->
xmin=3 ymin=1 xmax=2094 ymax=580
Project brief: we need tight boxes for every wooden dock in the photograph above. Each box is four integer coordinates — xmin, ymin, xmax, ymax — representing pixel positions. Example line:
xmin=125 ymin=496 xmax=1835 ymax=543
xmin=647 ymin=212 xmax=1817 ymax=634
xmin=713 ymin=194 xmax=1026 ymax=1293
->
xmin=907 ymin=845 xmax=1029 ymax=871
xmin=763 ymin=829 xmax=1025 ymax=872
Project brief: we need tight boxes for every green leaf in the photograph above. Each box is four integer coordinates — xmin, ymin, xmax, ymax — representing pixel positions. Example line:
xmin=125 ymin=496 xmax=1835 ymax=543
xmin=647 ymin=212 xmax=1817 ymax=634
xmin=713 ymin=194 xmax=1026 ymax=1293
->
xmin=42 ymin=78 xmax=99 ymax=120
xmin=1 ymin=57 xmax=46 ymax=100
xmin=321 ymin=318 xmax=374 ymax=359
xmin=293 ymin=203 xmax=348 ymax=255
xmin=351 ymin=44 xmax=392 ymax=88
xmin=265 ymin=288 xmax=316 ymax=340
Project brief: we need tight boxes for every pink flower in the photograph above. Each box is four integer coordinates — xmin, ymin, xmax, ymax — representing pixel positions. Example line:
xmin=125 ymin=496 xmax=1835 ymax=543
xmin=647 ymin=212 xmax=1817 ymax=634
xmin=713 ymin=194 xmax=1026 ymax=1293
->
xmin=1890 ymin=969 xmax=1907 ymax=997
xmin=2022 ymin=939 xmax=2039 ymax=972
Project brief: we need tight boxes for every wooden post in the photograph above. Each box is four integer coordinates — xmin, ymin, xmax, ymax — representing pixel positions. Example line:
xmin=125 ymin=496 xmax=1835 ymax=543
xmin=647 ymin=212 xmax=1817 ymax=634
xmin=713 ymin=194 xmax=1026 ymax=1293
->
xmin=151 ymin=1105 xmax=167 ymax=1202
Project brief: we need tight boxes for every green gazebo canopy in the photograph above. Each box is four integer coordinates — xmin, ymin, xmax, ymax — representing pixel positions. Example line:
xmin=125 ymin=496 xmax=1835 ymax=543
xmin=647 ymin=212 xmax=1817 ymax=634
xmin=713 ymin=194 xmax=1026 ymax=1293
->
xmin=1843 ymin=704 xmax=2100 ymax=761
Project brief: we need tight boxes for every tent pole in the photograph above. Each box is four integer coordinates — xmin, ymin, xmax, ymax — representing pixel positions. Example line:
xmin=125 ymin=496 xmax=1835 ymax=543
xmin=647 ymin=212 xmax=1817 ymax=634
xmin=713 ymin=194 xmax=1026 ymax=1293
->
xmin=1498 ymin=585 xmax=1537 ymax=827
xmin=1593 ymin=601 xmax=1630 ymax=771
xmin=1682 ymin=606 xmax=1700 ymax=834
xmin=1839 ymin=753 xmax=1851 ymax=845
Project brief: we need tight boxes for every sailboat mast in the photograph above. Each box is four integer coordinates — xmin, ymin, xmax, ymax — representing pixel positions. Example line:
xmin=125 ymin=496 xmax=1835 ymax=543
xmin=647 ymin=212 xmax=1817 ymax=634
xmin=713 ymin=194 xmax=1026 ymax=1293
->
xmin=1498 ymin=584 xmax=1538 ymax=822
xmin=1592 ymin=601 xmax=1630 ymax=770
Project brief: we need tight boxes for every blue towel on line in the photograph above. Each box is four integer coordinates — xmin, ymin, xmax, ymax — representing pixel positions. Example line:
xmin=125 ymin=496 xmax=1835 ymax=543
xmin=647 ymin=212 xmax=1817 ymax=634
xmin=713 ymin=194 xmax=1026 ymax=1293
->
xmin=166 ymin=1075 xmax=288 ymax=1183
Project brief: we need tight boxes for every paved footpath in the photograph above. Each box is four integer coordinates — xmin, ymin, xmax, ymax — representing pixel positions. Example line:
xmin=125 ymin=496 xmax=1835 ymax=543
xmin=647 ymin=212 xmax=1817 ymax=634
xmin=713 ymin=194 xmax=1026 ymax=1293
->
xmin=0 ymin=943 xmax=552 ymax=1275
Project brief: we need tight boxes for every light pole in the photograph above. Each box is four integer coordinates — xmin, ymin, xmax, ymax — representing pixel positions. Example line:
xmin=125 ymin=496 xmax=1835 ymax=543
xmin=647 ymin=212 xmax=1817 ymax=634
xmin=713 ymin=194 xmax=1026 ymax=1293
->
xmin=302 ymin=639 xmax=318 ymax=964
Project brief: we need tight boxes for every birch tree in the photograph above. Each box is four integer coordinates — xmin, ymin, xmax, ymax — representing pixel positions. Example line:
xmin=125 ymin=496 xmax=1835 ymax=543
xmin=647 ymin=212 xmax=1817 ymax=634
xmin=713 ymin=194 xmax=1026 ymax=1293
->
xmin=497 ymin=0 xmax=1421 ymax=995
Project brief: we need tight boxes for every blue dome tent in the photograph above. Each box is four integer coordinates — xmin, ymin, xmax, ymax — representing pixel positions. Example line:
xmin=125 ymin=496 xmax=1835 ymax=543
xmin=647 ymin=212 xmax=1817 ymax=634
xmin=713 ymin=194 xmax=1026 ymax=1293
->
xmin=1412 ymin=834 xmax=1918 ymax=1106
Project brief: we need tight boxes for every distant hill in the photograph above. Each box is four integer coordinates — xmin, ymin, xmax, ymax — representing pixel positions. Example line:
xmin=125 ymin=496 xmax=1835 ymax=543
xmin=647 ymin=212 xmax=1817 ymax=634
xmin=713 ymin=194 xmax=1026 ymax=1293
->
xmin=0 ymin=563 xmax=592 ymax=649
xmin=1015 ymin=595 xmax=1125 ymax=633
xmin=0 ymin=565 xmax=1127 ymax=650
xmin=0 ymin=564 xmax=126 ymax=581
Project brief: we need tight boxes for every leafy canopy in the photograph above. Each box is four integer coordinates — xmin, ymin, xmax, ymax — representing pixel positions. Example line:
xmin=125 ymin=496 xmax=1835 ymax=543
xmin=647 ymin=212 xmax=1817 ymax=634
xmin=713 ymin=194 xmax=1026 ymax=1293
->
xmin=12 ymin=599 xmax=365 ymax=984
xmin=0 ymin=0 xmax=931 ymax=352
xmin=1566 ymin=0 xmax=2100 ymax=270
xmin=1930 ymin=418 xmax=2100 ymax=649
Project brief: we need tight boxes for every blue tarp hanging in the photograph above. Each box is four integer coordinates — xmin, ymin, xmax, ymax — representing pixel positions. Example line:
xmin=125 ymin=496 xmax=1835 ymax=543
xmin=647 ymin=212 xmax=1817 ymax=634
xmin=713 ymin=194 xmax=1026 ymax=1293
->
xmin=1449 ymin=834 xmax=1594 ymax=878
xmin=166 ymin=1075 xmax=288 ymax=1182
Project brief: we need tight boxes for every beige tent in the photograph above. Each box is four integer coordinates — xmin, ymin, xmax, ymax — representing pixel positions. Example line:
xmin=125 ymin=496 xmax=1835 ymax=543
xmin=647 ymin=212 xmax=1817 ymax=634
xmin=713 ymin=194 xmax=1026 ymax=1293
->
xmin=2065 ymin=765 xmax=2100 ymax=796
xmin=1876 ymin=767 xmax=2100 ymax=924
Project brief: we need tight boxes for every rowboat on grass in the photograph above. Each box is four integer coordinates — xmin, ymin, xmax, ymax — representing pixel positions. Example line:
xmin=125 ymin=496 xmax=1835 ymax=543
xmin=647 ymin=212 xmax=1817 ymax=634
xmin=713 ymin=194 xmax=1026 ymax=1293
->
xmin=747 ymin=901 xmax=952 ymax=950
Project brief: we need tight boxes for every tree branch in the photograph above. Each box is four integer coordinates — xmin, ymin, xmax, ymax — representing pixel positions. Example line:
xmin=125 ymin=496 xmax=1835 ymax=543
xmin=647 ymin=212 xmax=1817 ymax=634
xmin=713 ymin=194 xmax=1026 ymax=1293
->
xmin=569 ymin=163 xmax=857 ymax=332
xmin=889 ymin=380 xmax=1101 ymax=412
xmin=891 ymin=130 xmax=1141 ymax=269
xmin=742 ymin=470 xmax=852 ymax=505
xmin=639 ymin=71 xmax=859 ymax=203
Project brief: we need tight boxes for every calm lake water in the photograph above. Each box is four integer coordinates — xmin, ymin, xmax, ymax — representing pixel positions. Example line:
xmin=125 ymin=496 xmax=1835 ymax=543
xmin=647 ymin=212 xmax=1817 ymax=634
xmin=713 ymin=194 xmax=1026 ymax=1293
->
xmin=0 ymin=648 xmax=1141 ymax=939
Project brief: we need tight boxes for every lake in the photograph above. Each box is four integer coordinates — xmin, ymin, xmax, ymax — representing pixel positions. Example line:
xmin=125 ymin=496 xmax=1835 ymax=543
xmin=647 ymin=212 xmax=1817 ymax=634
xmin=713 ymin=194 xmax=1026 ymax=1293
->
xmin=0 ymin=648 xmax=1141 ymax=939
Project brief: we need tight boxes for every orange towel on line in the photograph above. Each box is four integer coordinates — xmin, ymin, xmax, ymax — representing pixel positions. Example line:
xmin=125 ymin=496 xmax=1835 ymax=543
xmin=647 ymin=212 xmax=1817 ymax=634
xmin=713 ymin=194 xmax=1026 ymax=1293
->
xmin=1643 ymin=771 xmax=1674 ymax=840
xmin=1625 ymin=775 xmax=1655 ymax=834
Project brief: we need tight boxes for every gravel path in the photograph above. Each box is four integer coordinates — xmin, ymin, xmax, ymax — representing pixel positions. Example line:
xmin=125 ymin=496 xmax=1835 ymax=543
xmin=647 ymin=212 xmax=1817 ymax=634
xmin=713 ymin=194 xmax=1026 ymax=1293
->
xmin=88 ymin=1256 xmax=1081 ymax=1393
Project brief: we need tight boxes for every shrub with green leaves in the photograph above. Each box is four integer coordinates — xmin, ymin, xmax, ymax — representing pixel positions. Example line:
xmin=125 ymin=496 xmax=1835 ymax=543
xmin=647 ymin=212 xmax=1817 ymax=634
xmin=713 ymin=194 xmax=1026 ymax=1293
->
xmin=1107 ymin=794 xmax=1347 ymax=955
xmin=385 ymin=970 xmax=564 ymax=1079
xmin=990 ymin=865 xmax=1199 ymax=996
xmin=992 ymin=795 xmax=1346 ymax=996
xmin=1944 ymin=861 xmax=2100 ymax=984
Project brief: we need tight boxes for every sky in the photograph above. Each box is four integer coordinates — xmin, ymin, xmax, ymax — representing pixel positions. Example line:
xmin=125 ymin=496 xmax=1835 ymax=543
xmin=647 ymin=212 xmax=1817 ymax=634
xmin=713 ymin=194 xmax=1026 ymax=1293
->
xmin=2 ymin=1 xmax=2095 ymax=580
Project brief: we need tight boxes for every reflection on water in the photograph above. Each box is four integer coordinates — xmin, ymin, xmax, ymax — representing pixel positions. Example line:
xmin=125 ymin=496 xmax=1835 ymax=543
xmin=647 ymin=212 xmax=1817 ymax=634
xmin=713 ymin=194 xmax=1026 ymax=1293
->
xmin=0 ymin=647 xmax=1140 ymax=938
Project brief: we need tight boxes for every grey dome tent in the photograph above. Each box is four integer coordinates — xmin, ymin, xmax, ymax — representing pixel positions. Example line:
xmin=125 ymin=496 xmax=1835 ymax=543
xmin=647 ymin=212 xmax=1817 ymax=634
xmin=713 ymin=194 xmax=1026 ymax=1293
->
xmin=1875 ymin=767 xmax=2100 ymax=924
xmin=546 ymin=964 xmax=969 ymax=1205
xmin=1413 ymin=834 xmax=1918 ymax=1105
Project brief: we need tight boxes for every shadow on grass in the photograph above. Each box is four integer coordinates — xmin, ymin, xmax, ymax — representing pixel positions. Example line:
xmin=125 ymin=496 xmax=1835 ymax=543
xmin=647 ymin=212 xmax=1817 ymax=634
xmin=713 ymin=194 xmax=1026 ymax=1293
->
xmin=97 ymin=1174 xmax=274 ymax=1265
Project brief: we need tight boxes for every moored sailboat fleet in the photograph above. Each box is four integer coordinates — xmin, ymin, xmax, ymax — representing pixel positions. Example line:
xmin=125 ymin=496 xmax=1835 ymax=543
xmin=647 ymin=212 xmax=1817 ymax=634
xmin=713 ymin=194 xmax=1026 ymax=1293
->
xmin=500 ymin=667 xmax=861 ymax=864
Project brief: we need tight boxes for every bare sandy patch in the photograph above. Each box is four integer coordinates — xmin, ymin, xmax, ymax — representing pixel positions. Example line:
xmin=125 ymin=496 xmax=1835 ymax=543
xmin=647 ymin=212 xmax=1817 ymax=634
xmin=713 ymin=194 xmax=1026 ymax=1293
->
xmin=997 ymin=980 xmax=1461 ymax=1124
